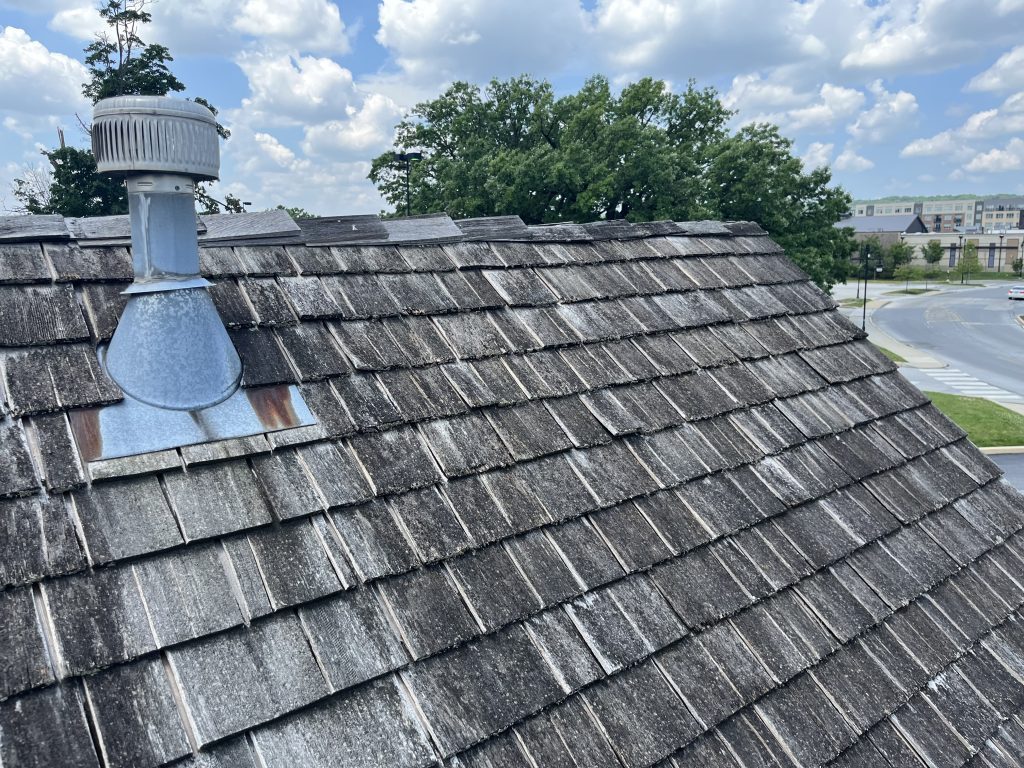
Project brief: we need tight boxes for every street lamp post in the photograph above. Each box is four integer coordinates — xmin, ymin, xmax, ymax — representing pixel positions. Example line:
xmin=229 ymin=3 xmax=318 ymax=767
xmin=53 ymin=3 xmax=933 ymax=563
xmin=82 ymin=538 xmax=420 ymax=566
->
xmin=958 ymin=233 xmax=965 ymax=284
xmin=393 ymin=151 xmax=422 ymax=217
xmin=862 ymin=251 xmax=870 ymax=332
xmin=999 ymin=232 xmax=1005 ymax=272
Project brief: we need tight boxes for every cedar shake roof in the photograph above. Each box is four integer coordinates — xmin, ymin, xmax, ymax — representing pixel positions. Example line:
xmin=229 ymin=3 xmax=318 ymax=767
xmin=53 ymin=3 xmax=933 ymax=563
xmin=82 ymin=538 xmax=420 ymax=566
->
xmin=1 ymin=211 xmax=1024 ymax=768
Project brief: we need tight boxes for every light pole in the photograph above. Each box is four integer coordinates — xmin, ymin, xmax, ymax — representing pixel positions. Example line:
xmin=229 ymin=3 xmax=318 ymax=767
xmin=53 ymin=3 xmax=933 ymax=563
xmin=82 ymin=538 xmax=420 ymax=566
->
xmin=958 ymin=233 xmax=965 ymax=284
xmin=393 ymin=151 xmax=422 ymax=217
xmin=999 ymin=232 xmax=1005 ymax=272
xmin=862 ymin=250 xmax=870 ymax=332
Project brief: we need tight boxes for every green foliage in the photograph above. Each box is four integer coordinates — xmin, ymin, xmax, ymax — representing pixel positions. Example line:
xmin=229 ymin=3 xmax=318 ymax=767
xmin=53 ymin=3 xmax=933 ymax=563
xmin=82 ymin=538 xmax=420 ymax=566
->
xmin=11 ymin=0 xmax=234 ymax=217
xmin=82 ymin=1 xmax=184 ymax=102
xmin=14 ymin=147 xmax=127 ymax=217
xmin=369 ymin=75 xmax=856 ymax=291
xmin=195 ymin=189 xmax=244 ymax=215
xmin=957 ymin=241 xmax=980 ymax=280
xmin=925 ymin=391 xmax=1024 ymax=448
xmin=894 ymin=263 xmax=921 ymax=292
xmin=880 ymin=240 xmax=914 ymax=278
xmin=921 ymin=239 xmax=944 ymax=266
xmin=1014 ymin=257 xmax=1024 ymax=277
xmin=275 ymin=205 xmax=316 ymax=220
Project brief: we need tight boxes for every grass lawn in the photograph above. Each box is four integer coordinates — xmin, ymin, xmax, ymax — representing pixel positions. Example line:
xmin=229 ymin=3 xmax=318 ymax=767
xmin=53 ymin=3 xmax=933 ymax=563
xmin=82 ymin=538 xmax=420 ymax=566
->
xmin=883 ymin=288 xmax=936 ymax=296
xmin=925 ymin=391 xmax=1024 ymax=447
xmin=838 ymin=298 xmax=869 ymax=308
xmin=876 ymin=346 xmax=906 ymax=363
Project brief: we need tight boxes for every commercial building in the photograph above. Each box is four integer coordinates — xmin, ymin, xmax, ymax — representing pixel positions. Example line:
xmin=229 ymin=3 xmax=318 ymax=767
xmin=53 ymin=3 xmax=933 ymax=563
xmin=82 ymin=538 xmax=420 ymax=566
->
xmin=835 ymin=214 xmax=927 ymax=250
xmin=847 ymin=197 xmax=1024 ymax=233
xmin=920 ymin=198 xmax=983 ymax=232
xmin=904 ymin=229 xmax=1024 ymax=271
xmin=981 ymin=197 xmax=1024 ymax=232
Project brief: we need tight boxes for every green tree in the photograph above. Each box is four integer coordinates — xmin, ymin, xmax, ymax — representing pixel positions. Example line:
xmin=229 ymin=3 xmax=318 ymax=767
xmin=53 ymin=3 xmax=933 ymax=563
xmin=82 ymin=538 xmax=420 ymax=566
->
xmin=881 ymin=240 xmax=914 ymax=279
xmin=704 ymin=123 xmax=854 ymax=289
xmin=957 ymin=241 xmax=980 ymax=283
xmin=82 ymin=0 xmax=184 ymax=102
xmin=894 ymin=263 xmax=920 ymax=293
xmin=922 ymin=239 xmax=943 ymax=269
xmin=275 ymin=205 xmax=316 ymax=220
xmin=370 ymin=75 xmax=855 ymax=291
xmin=12 ymin=0 xmax=233 ymax=216
xmin=13 ymin=147 xmax=128 ymax=217
xmin=1013 ymin=257 xmax=1023 ymax=277
xmin=921 ymin=239 xmax=944 ymax=289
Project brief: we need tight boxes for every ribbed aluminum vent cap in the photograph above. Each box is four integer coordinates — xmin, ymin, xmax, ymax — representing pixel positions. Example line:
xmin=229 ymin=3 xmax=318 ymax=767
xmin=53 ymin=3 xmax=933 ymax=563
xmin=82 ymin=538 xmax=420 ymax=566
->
xmin=92 ymin=95 xmax=220 ymax=180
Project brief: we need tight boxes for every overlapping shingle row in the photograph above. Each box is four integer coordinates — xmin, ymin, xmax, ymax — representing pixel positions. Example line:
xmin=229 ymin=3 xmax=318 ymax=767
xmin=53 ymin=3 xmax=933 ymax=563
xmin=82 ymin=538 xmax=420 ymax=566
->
xmin=1 ymin=215 xmax=1023 ymax=768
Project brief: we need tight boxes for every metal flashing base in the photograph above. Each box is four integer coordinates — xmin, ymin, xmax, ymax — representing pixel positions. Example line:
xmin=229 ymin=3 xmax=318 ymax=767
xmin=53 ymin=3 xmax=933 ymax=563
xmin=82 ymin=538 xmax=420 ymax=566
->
xmin=70 ymin=384 xmax=316 ymax=461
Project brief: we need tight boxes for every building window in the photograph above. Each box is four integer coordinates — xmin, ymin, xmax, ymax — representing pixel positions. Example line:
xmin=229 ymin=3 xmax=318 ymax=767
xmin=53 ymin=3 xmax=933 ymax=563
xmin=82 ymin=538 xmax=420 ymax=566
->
xmin=989 ymin=243 xmax=996 ymax=268
xmin=949 ymin=245 xmax=957 ymax=267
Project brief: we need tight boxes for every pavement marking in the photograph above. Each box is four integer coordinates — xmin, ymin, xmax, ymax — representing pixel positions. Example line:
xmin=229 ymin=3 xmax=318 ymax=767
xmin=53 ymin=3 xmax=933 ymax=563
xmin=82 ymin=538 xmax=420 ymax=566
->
xmin=920 ymin=368 xmax=1023 ymax=402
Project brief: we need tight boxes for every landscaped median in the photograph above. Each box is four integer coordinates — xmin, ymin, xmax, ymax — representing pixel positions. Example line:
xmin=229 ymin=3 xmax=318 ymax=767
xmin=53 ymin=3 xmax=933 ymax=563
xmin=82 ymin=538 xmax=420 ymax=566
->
xmin=925 ymin=391 xmax=1024 ymax=449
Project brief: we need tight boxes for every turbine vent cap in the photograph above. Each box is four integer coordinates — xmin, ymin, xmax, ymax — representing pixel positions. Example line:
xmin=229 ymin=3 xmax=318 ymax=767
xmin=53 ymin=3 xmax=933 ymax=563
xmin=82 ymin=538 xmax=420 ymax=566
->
xmin=92 ymin=95 xmax=220 ymax=180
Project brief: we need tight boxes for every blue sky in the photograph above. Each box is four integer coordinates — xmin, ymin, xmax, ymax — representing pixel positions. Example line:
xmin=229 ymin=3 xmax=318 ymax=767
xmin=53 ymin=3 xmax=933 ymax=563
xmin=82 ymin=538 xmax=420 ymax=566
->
xmin=2 ymin=0 xmax=1024 ymax=215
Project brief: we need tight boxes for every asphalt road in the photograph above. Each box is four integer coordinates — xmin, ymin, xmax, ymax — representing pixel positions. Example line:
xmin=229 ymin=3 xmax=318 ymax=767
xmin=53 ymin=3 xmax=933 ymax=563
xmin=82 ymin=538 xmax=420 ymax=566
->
xmin=994 ymin=455 xmax=1024 ymax=492
xmin=872 ymin=284 xmax=1024 ymax=399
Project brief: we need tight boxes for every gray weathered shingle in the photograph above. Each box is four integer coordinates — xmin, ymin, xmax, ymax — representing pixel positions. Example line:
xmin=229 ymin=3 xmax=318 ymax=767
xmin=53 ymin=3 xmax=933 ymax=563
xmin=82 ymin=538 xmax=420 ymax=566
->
xmin=4 ymin=215 xmax=1024 ymax=768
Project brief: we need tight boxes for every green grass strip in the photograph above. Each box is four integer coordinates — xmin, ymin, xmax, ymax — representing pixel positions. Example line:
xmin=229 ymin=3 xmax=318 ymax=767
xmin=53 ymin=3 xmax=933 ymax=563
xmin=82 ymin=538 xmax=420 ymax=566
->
xmin=876 ymin=346 xmax=906 ymax=363
xmin=925 ymin=391 xmax=1024 ymax=448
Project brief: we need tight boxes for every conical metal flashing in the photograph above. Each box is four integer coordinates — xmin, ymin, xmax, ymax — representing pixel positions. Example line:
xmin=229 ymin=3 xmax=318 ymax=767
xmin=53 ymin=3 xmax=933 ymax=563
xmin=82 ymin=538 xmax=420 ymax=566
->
xmin=104 ymin=288 xmax=242 ymax=410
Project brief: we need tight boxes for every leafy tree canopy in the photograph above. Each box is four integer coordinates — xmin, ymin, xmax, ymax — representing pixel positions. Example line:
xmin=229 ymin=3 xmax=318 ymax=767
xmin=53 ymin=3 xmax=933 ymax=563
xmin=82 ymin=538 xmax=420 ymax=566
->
xmin=13 ymin=147 xmax=127 ymax=217
xmin=922 ymin=239 xmax=945 ymax=266
xmin=82 ymin=0 xmax=184 ymax=103
xmin=370 ymin=75 xmax=855 ymax=290
xmin=958 ymin=241 xmax=980 ymax=280
xmin=275 ymin=204 xmax=316 ymax=220
xmin=11 ymin=0 xmax=234 ymax=217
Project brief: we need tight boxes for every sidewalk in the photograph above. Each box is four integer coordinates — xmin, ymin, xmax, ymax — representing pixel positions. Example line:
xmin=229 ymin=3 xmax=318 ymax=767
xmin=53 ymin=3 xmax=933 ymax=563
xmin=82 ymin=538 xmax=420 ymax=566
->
xmin=834 ymin=291 xmax=945 ymax=369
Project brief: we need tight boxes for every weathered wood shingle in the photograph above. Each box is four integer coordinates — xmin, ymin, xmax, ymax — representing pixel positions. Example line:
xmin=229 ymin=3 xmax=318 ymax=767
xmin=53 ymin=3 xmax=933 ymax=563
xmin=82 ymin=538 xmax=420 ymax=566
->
xmin=3 ymin=215 xmax=1024 ymax=768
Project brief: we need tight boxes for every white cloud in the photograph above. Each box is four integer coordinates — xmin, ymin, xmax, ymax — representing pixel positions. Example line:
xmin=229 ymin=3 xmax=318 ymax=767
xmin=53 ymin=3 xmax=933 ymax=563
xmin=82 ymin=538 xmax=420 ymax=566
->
xmin=45 ymin=0 xmax=352 ymax=57
xmin=219 ymin=126 xmax=383 ymax=214
xmin=232 ymin=0 xmax=349 ymax=53
xmin=901 ymin=90 xmax=1024 ymax=160
xmin=253 ymin=132 xmax=297 ymax=168
xmin=901 ymin=130 xmax=961 ymax=158
xmin=802 ymin=141 xmax=833 ymax=170
xmin=785 ymin=83 xmax=865 ymax=131
xmin=587 ymin=0 xmax=871 ymax=83
xmin=834 ymin=147 xmax=874 ymax=171
xmin=723 ymin=73 xmax=805 ymax=114
xmin=727 ymin=76 xmax=865 ymax=134
xmin=302 ymin=93 xmax=404 ymax=159
xmin=48 ymin=4 xmax=105 ymax=40
xmin=0 ymin=26 xmax=88 ymax=115
xmin=377 ymin=0 xmax=585 ymax=82
xmin=842 ymin=0 xmax=1024 ymax=75
xmin=967 ymin=45 xmax=1024 ymax=92
xmin=848 ymin=81 xmax=917 ymax=142
xmin=964 ymin=137 xmax=1024 ymax=172
xmin=235 ymin=51 xmax=357 ymax=124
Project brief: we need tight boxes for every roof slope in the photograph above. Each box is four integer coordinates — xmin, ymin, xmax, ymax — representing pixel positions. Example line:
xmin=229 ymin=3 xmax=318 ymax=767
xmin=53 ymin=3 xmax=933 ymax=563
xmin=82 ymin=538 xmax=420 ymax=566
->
xmin=837 ymin=214 xmax=927 ymax=234
xmin=2 ymin=214 xmax=1024 ymax=768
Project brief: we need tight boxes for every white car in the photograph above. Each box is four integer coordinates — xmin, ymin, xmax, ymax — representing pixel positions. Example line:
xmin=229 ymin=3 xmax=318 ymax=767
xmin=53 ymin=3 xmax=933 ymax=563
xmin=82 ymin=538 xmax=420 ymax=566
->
xmin=1010 ymin=286 xmax=1024 ymax=300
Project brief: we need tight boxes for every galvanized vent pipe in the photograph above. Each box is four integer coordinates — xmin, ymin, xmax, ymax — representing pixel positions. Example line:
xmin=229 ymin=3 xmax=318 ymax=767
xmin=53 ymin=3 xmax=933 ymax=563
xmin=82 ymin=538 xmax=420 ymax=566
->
xmin=93 ymin=96 xmax=242 ymax=410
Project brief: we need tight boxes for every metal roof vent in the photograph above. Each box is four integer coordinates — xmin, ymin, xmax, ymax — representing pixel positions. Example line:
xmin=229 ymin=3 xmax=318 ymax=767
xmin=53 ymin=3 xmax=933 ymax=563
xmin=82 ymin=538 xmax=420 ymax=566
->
xmin=94 ymin=95 xmax=241 ymax=410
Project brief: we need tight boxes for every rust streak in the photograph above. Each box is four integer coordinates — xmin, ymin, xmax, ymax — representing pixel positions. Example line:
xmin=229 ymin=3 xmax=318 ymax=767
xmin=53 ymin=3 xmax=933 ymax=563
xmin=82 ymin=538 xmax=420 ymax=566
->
xmin=68 ymin=408 xmax=103 ymax=462
xmin=247 ymin=386 xmax=300 ymax=431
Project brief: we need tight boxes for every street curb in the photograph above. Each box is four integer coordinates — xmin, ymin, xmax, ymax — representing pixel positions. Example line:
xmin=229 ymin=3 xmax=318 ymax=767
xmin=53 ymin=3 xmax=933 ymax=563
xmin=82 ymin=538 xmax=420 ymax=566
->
xmin=981 ymin=446 xmax=1024 ymax=455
